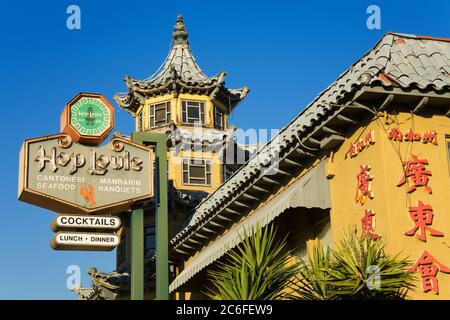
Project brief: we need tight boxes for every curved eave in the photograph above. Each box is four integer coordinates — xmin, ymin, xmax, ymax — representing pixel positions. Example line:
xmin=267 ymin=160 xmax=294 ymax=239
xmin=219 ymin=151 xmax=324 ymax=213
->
xmin=113 ymin=92 xmax=141 ymax=116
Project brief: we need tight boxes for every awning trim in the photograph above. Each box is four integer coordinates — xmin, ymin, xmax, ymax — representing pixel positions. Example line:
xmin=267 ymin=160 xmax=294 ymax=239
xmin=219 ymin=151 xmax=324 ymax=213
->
xmin=169 ymin=160 xmax=330 ymax=293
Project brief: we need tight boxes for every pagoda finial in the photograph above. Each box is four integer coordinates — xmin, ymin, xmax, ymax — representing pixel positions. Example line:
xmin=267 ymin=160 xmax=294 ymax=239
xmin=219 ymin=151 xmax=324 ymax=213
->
xmin=172 ymin=14 xmax=189 ymax=46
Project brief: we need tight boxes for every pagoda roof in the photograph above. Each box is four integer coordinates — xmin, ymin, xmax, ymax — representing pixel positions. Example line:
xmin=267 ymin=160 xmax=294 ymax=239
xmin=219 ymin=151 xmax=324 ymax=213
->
xmin=115 ymin=15 xmax=248 ymax=115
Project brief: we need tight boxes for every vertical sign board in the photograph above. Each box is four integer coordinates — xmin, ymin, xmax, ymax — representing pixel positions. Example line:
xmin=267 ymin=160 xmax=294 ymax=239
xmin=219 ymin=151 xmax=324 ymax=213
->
xmin=18 ymin=134 xmax=154 ymax=215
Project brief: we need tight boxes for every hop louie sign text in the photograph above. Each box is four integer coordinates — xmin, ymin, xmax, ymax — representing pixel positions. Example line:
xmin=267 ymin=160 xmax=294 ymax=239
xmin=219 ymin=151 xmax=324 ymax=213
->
xmin=18 ymin=133 xmax=154 ymax=215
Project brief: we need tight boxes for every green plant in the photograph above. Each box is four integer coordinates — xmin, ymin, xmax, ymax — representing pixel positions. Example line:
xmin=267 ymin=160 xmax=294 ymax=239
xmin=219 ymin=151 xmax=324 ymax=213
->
xmin=328 ymin=229 xmax=416 ymax=299
xmin=204 ymin=223 xmax=299 ymax=300
xmin=288 ymin=229 xmax=416 ymax=300
xmin=285 ymin=240 xmax=338 ymax=300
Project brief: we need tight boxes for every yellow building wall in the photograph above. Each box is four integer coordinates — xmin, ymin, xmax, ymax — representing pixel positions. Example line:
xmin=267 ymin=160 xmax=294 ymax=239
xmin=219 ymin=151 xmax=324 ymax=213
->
xmin=329 ymin=112 xmax=450 ymax=299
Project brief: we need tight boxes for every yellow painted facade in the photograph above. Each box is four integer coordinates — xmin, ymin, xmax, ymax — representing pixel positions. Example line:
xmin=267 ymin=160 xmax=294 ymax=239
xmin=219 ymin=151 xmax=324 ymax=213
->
xmin=329 ymin=112 xmax=450 ymax=299
xmin=177 ymin=112 xmax=450 ymax=300
xmin=136 ymin=93 xmax=229 ymax=193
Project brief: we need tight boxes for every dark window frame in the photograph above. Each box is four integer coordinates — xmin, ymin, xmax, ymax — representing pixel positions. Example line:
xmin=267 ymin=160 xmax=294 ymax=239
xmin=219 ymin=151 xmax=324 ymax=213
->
xmin=149 ymin=101 xmax=171 ymax=128
xmin=181 ymin=100 xmax=205 ymax=125
xmin=214 ymin=106 xmax=225 ymax=130
xmin=182 ymin=158 xmax=212 ymax=186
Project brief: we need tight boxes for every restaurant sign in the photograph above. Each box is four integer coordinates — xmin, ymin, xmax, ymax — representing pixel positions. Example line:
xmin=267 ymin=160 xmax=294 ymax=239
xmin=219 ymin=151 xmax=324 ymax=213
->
xmin=51 ymin=214 xmax=121 ymax=232
xmin=51 ymin=232 xmax=120 ymax=251
xmin=60 ymin=93 xmax=114 ymax=146
xmin=18 ymin=133 xmax=154 ymax=215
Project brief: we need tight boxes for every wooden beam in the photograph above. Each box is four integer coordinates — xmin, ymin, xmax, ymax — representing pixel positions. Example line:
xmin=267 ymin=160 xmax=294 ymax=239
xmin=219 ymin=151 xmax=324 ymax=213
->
xmin=251 ymin=184 xmax=271 ymax=193
xmin=201 ymin=226 xmax=218 ymax=234
xmin=284 ymin=158 xmax=302 ymax=167
xmin=261 ymin=176 xmax=279 ymax=185
xmin=180 ymin=243 xmax=196 ymax=250
xmin=320 ymin=134 xmax=345 ymax=149
xmin=274 ymin=168 xmax=292 ymax=176
xmin=294 ymin=148 xmax=314 ymax=157
xmin=308 ymin=137 xmax=321 ymax=145
xmin=216 ymin=214 xmax=233 ymax=222
xmin=412 ymin=97 xmax=429 ymax=114
xmin=174 ymin=248 xmax=189 ymax=255
xmin=322 ymin=126 xmax=342 ymax=136
xmin=350 ymin=101 xmax=377 ymax=114
xmin=379 ymin=93 xmax=394 ymax=111
xmin=187 ymin=238 xmax=202 ymax=245
xmin=225 ymin=207 xmax=242 ymax=215
xmin=234 ymin=200 xmax=252 ymax=208
xmin=242 ymin=193 xmax=260 ymax=201
xmin=209 ymin=220 xmax=225 ymax=228
xmin=193 ymin=232 xmax=210 ymax=239
xmin=337 ymin=114 xmax=358 ymax=125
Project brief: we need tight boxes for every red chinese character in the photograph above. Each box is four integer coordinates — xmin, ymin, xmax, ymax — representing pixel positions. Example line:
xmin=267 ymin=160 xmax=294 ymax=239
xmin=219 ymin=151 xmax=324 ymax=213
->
xmin=410 ymin=251 xmax=450 ymax=294
xmin=404 ymin=201 xmax=443 ymax=242
xmin=397 ymin=154 xmax=432 ymax=193
xmin=423 ymin=130 xmax=438 ymax=145
xmin=364 ymin=130 xmax=375 ymax=144
xmin=404 ymin=128 xmax=421 ymax=141
xmin=346 ymin=144 xmax=357 ymax=158
xmin=355 ymin=165 xmax=374 ymax=205
xmin=361 ymin=209 xmax=380 ymax=240
xmin=388 ymin=128 xmax=403 ymax=141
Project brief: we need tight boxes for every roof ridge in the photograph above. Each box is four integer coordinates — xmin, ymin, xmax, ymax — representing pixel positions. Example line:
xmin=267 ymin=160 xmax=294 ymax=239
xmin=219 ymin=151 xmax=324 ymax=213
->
xmin=386 ymin=31 xmax=450 ymax=42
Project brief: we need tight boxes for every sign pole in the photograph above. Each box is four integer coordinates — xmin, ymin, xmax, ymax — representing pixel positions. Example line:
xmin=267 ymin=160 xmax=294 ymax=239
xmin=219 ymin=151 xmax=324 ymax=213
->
xmin=131 ymin=207 xmax=144 ymax=300
xmin=132 ymin=132 xmax=169 ymax=300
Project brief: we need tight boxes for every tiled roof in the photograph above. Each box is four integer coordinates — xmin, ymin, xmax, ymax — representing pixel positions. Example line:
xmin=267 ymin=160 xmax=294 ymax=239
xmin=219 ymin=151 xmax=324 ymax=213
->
xmin=170 ymin=32 xmax=450 ymax=246
xmin=114 ymin=15 xmax=249 ymax=113
xmin=131 ymin=15 xmax=223 ymax=89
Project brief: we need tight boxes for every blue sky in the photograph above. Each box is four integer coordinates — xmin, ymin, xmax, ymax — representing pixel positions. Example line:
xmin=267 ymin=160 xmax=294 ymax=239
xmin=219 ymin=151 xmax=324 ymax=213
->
xmin=0 ymin=0 xmax=449 ymax=299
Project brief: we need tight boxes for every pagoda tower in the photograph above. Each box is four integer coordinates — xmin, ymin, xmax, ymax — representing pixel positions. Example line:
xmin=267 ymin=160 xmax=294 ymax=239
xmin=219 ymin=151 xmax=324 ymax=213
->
xmin=98 ymin=15 xmax=250 ymax=295
xmin=115 ymin=15 xmax=249 ymax=194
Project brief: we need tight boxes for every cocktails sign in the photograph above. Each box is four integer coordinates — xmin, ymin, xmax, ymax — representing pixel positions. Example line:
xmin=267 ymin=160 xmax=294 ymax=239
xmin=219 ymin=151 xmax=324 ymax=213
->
xmin=51 ymin=214 xmax=122 ymax=231
xmin=18 ymin=133 xmax=154 ymax=215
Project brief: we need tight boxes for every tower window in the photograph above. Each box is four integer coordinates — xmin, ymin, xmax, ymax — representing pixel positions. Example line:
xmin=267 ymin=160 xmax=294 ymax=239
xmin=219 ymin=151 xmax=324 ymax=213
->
xmin=182 ymin=100 xmax=205 ymax=125
xmin=150 ymin=101 xmax=171 ymax=128
xmin=182 ymin=158 xmax=211 ymax=186
xmin=137 ymin=111 xmax=142 ymax=131
xmin=214 ymin=106 xmax=225 ymax=130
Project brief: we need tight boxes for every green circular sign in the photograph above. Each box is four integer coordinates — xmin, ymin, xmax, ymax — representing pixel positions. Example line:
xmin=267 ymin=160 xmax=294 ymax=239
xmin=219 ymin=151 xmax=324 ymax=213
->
xmin=70 ymin=97 xmax=111 ymax=137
